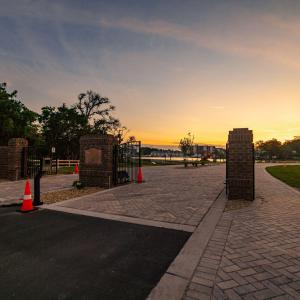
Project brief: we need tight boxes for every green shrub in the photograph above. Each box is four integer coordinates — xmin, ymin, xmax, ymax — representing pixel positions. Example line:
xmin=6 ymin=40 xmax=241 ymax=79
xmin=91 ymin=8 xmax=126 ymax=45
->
xmin=72 ymin=180 xmax=85 ymax=189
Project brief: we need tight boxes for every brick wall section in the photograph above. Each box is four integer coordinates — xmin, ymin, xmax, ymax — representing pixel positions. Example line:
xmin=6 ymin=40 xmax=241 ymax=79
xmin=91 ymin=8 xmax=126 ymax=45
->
xmin=7 ymin=138 xmax=28 ymax=181
xmin=79 ymin=134 xmax=117 ymax=188
xmin=227 ymin=128 xmax=254 ymax=200
xmin=0 ymin=146 xmax=8 ymax=179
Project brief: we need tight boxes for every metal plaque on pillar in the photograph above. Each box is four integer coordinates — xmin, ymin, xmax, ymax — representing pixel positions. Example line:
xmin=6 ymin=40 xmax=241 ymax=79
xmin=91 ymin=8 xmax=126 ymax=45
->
xmin=84 ymin=148 xmax=102 ymax=165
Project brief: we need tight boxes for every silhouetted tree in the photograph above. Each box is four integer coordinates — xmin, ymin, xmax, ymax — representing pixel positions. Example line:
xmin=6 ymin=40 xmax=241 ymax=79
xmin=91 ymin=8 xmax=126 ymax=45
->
xmin=127 ymin=136 xmax=136 ymax=142
xmin=75 ymin=90 xmax=119 ymax=134
xmin=0 ymin=82 xmax=38 ymax=145
xmin=179 ymin=132 xmax=194 ymax=157
xmin=282 ymin=139 xmax=300 ymax=159
xmin=255 ymin=139 xmax=282 ymax=160
xmin=39 ymin=104 xmax=88 ymax=158
xmin=110 ymin=125 xmax=129 ymax=144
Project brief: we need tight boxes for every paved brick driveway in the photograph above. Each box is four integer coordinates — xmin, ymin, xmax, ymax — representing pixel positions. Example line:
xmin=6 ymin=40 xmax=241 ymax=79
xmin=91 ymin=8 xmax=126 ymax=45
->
xmin=184 ymin=164 xmax=300 ymax=299
xmin=52 ymin=165 xmax=225 ymax=227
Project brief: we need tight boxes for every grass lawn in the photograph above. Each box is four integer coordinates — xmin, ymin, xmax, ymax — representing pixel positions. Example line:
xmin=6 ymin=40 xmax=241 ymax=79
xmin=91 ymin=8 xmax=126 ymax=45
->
xmin=266 ymin=165 xmax=300 ymax=188
xmin=57 ymin=166 xmax=75 ymax=174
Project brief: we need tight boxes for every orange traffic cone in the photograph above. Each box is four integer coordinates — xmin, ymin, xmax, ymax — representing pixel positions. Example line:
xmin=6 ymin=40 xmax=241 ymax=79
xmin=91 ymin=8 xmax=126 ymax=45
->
xmin=74 ymin=164 xmax=79 ymax=174
xmin=137 ymin=167 xmax=143 ymax=183
xmin=20 ymin=179 xmax=34 ymax=212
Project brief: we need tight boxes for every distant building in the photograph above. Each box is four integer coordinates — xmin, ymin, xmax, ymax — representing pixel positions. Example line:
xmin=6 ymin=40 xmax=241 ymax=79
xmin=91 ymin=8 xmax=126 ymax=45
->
xmin=150 ymin=150 xmax=164 ymax=157
xmin=150 ymin=149 xmax=182 ymax=157
xmin=192 ymin=145 xmax=216 ymax=158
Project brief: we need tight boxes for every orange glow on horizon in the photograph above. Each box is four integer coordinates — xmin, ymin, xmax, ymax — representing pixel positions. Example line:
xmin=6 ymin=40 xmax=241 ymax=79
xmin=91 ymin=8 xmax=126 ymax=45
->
xmin=132 ymin=127 xmax=300 ymax=148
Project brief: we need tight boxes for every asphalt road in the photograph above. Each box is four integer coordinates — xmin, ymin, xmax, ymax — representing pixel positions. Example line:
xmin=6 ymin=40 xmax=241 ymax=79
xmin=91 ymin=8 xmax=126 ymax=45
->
xmin=0 ymin=207 xmax=190 ymax=300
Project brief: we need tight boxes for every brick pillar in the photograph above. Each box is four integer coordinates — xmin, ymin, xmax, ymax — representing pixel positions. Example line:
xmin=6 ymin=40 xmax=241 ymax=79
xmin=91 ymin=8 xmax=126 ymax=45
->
xmin=79 ymin=134 xmax=116 ymax=188
xmin=226 ymin=128 xmax=255 ymax=200
xmin=7 ymin=138 xmax=28 ymax=181
xmin=0 ymin=146 xmax=8 ymax=179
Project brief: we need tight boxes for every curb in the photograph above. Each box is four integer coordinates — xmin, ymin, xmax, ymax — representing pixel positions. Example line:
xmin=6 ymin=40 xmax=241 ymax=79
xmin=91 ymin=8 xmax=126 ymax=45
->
xmin=147 ymin=188 xmax=227 ymax=300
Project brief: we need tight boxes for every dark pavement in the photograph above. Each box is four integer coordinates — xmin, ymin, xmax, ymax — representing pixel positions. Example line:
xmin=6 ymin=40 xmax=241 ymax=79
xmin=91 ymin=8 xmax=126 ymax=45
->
xmin=0 ymin=207 xmax=190 ymax=300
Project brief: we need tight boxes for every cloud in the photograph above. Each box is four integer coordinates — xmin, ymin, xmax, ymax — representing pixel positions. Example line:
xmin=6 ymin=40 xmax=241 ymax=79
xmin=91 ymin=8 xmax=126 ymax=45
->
xmin=262 ymin=13 xmax=300 ymax=36
xmin=100 ymin=14 xmax=300 ymax=70
xmin=3 ymin=1 xmax=300 ymax=70
xmin=1 ymin=1 xmax=299 ymax=145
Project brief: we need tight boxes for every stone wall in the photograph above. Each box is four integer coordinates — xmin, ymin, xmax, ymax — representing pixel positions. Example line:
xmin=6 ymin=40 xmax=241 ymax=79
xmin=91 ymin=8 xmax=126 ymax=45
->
xmin=79 ymin=134 xmax=116 ymax=188
xmin=226 ymin=128 xmax=255 ymax=200
xmin=0 ymin=146 xmax=8 ymax=179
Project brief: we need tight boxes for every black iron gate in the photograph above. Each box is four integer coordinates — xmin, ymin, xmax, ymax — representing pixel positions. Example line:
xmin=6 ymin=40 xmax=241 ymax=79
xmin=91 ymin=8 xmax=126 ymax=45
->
xmin=21 ymin=146 xmax=58 ymax=205
xmin=113 ymin=141 xmax=141 ymax=185
xmin=22 ymin=146 xmax=58 ymax=179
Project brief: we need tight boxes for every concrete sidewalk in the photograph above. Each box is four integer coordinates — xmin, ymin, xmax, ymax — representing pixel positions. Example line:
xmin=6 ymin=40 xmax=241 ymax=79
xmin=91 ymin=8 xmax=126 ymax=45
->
xmin=0 ymin=174 xmax=78 ymax=205
xmin=181 ymin=164 xmax=300 ymax=299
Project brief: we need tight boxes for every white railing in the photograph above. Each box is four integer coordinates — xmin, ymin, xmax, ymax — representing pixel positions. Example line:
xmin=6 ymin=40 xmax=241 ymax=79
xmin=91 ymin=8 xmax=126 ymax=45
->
xmin=51 ymin=159 xmax=80 ymax=168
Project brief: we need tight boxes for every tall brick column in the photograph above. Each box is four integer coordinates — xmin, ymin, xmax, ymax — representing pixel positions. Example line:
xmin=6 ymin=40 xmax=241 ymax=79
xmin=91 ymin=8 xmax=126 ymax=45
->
xmin=226 ymin=128 xmax=255 ymax=200
xmin=79 ymin=134 xmax=116 ymax=188
xmin=0 ymin=146 xmax=8 ymax=179
xmin=7 ymin=138 xmax=28 ymax=181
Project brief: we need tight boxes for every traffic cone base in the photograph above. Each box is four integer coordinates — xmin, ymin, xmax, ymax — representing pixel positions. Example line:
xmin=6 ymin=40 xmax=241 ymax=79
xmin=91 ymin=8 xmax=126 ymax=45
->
xmin=137 ymin=167 xmax=143 ymax=183
xmin=20 ymin=179 xmax=36 ymax=213
xmin=74 ymin=164 xmax=79 ymax=174
xmin=20 ymin=200 xmax=38 ymax=213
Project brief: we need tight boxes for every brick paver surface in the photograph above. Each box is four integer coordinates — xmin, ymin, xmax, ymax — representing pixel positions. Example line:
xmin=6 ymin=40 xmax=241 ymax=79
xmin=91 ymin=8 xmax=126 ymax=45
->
xmin=56 ymin=165 xmax=225 ymax=226
xmin=184 ymin=164 xmax=300 ymax=299
xmin=0 ymin=174 xmax=78 ymax=205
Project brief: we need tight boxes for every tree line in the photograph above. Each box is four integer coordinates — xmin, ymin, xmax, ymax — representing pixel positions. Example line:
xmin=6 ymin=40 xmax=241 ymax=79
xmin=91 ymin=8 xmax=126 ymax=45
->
xmin=0 ymin=82 xmax=133 ymax=158
xmin=255 ymin=138 xmax=300 ymax=160
xmin=177 ymin=132 xmax=300 ymax=161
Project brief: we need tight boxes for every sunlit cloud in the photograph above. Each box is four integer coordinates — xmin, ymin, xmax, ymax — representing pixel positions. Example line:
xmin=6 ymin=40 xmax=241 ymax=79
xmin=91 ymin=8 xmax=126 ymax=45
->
xmin=262 ymin=13 xmax=300 ymax=36
xmin=100 ymin=15 xmax=300 ymax=70
xmin=1 ymin=1 xmax=300 ymax=145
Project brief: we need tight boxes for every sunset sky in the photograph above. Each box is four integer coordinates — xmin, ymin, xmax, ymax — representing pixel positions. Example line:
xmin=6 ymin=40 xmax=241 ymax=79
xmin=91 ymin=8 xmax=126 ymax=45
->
xmin=1 ymin=0 xmax=299 ymax=146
